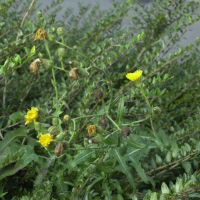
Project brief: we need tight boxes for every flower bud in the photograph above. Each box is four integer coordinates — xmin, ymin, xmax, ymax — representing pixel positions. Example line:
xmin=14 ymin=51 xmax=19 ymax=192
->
xmin=37 ymin=11 xmax=42 ymax=19
xmin=52 ymin=118 xmax=59 ymax=126
xmin=57 ymin=27 xmax=65 ymax=36
xmin=37 ymin=108 xmax=46 ymax=123
xmin=89 ymin=134 xmax=103 ymax=144
xmin=46 ymin=33 xmax=57 ymax=43
xmin=121 ymin=127 xmax=131 ymax=138
xmin=30 ymin=60 xmax=38 ymax=75
xmin=63 ymin=115 xmax=71 ymax=124
xmin=49 ymin=27 xmax=55 ymax=33
xmin=58 ymin=48 xmax=66 ymax=59
xmin=56 ymin=130 xmax=68 ymax=141
xmin=54 ymin=142 xmax=64 ymax=157
xmin=94 ymin=89 xmax=103 ymax=101
xmin=40 ymin=58 xmax=54 ymax=69
xmin=152 ymin=107 xmax=162 ymax=116
xmin=48 ymin=126 xmax=59 ymax=135
xmin=69 ymin=60 xmax=80 ymax=68
xmin=98 ymin=118 xmax=107 ymax=130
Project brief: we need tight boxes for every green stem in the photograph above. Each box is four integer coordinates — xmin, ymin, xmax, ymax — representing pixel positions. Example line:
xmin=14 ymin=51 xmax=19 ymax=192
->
xmin=102 ymin=98 xmax=105 ymax=113
xmin=61 ymin=59 xmax=64 ymax=69
xmin=53 ymin=66 xmax=68 ymax=73
xmin=106 ymin=114 xmax=121 ymax=131
xmin=56 ymin=41 xmax=92 ymax=64
xmin=44 ymin=40 xmax=59 ymax=115
xmin=90 ymin=66 xmax=113 ymax=111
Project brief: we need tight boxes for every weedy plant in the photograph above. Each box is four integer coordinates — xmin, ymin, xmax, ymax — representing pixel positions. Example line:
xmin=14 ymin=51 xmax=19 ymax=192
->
xmin=1 ymin=0 xmax=200 ymax=199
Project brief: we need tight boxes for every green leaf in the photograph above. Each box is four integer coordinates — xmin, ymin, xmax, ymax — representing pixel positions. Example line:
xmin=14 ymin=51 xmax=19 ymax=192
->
xmin=161 ymin=182 xmax=170 ymax=194
xmin=68 ymin=150 xmax=96 ymax=173
xmin=110 ymin=94 xmax=123 ymax=109
xmin=182 ymin=161 xmax=192 ymax=175
xmin=117 ymin=194 xmax=124 ymax=200
xmin=116 ymin=95 xmax=124 ymax=125
xmin=109 ymin=148 xmax=136 ymax=192
xmin=31 ymin=45 xmax=36 ymax=54
xmin=150 ymin=192 xmax=157 ymax=200
xmin=2 ymin=58 xmax=10 ymax=73
xmin=0 ymin=127 xmax=27 ymax=153
xmin=9 ymin=111 xmax=24 ymax=124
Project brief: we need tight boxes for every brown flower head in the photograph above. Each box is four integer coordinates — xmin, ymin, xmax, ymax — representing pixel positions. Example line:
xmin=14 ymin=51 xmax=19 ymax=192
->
xmin=87 ymin=125 xmax=96 ymax=137
xmin=33 ymin=29 xmax=47 ymax=41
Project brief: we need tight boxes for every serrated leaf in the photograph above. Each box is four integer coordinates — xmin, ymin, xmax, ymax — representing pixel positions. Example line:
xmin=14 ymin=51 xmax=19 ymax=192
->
xmin=182 ymin=161 xmax=192 ymax=175
xmin=108 ymin=148 xmax=136 ymax=192
xmin=161 ymin=182 xmax=170 ymax=194
xmin=0 ymin=127 xmax=27 ymax=153
xmin=150 ymin=192 xmax=157 ymax=200
xmin=116 ymin=95 xmax=124 ymax=125
xmin=68 ymin=150 xmax=95 ymax=173
xmin=9 ymin=111 xmax=24 ymax=124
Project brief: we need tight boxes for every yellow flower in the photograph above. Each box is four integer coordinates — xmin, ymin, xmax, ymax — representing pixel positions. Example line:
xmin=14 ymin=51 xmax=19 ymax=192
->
xmin=38 ymin=133 xmax=54 ymax=147
xmin=33 ymin=29 xmax=47 ymax=41
xmin=126 ymin=69 xmax=143 ymax=81
xmin=25 ymin=107 xmax=38 ymax=125
xmin=87 ymin=125 xmax=96 ymax=137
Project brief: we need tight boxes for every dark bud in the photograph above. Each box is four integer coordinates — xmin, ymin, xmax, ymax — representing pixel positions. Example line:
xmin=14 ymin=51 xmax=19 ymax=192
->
xmin=121 ymin=127 xmax=131 ymax=138
xmin=54 ymin=142 xmax=64 ymax=157
xmin=94 ymin=89 xmax=103 ymax=100
xmin=98 ymin=118 xmax=107 ymax=130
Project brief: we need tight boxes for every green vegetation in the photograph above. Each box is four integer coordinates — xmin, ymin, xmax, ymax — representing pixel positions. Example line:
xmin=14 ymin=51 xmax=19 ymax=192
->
xmin=1 ymin=0 xmax=200 ymax=199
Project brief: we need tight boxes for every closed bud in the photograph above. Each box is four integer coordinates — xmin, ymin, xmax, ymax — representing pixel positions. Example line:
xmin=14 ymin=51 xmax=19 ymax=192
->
xmin=46 ymin=33 xmax=57 ymax=43
xmin=49 ymin=27 xmax=55 ymax=33
xmin=58 ymin=48 xmax=66 ymax=59
xmin=94 ymin=89 xmax=103 ymax=101
xmin=90 ymin=134 xmax=103 ymax=144
xmin=98 ymin=118 xmax=107 ymax=130
xmin=57 ymin=27 xmax=65 ymax=36
xmin=69 ymin=60 xmax=80 ymax=68
xmin=52 ymin=118 xmax=59 ymax=126
xmin=40 ymin=58 xmax=54 ymax=69
xmin=54 ymin=142 xmax=64 ymax=157
xmin=56 ymin=130 xmax=68 ymax=141
xmin=121 ymin=127 xmax=131 ymax=138
xmin=37 ymin=11 xmax=42 ymax=19
xmin=63 ymin=115 xmax=71 ymax=124
xmin=48 ymin=126 xmax=59 ymax=135
xmin=152 ymin=106 xmax=162 ymax=116
xmin=37 ymin=108 xmax=46 ymax=123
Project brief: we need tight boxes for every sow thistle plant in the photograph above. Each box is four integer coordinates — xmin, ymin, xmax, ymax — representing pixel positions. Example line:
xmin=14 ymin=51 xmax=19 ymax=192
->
xmin=1 ymin=0 xmax=200 ymax=199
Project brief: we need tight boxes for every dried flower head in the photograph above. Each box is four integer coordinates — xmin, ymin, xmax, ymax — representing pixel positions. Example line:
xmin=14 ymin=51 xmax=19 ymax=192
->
xmin=87 ymin=125 xmax=96 ymax=137
xmin=126 ymin=70 xmax=143 ymax=81
xmin=33 ymin=29 xmax=47 ymax=41
xmin=30 ymin=61 xmax=38 ymax=75
xmin=121 ymin=127 xmax=131 ymax=138
xmin=69 ymin=68 xmax=78 ymax=80
xmin=38 ymin=133 xmax=54 ymax=147
xmin=94 ymin=89 xmax=103 ymax=100
xmin=54 ymin=142 xmax=64 ymax=157
xmin=25 ymin=107 xmax=38 ymax=125
xmin=98 ymin=118 xmax=107 ymax=130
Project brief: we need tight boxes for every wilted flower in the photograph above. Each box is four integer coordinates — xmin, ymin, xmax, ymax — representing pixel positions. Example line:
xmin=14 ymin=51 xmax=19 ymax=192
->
xmin=25 ymin=107 xmax=38 ymax=125
xmin=33 ymin=29 xmax=47 ymax=41
xmin=38 ymin=133 xmax=54 ymax=147
xmin=54 ymin=142 xmax=64 ymax=157
xmin=121 ymin=127 xmax=131 ymax=138
xmin=87 ymin=125 xmax=96 ymax=137
xmin=126 ymin=70 xmax=143 ymax=81
xmin=94 ymin=89 xmax=103 ymax=100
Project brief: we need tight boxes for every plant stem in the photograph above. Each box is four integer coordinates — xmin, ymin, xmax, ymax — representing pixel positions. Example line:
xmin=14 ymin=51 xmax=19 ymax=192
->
xmin=56 ymin=41 xmax=92 ymax=63
xmin=106 ymin=114 xmax=121 ymax=131
xmin=44 ymin=40 xmax=59 ymax=115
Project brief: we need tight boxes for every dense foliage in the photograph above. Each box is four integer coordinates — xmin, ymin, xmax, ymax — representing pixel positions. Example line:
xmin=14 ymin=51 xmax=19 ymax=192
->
xmin=1 ymin=0 xmax=200 ymax=199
